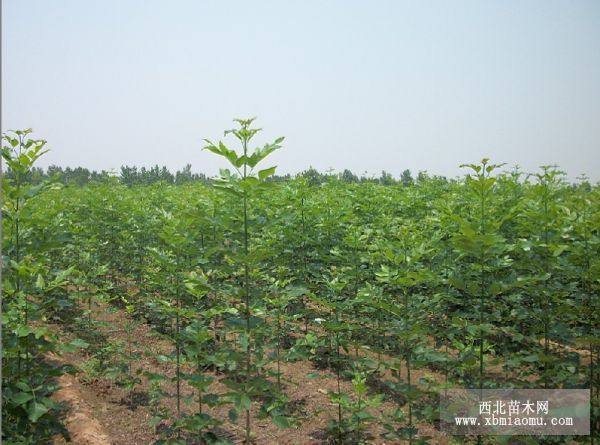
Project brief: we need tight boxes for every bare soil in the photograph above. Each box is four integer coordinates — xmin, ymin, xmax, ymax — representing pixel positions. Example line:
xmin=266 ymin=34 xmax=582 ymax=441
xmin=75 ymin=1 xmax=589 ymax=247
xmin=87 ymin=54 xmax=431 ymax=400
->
xmin=50 ymin=296 xmax=588 ymax=444
xmin=48 ymin=298 xmax=453 ymax=444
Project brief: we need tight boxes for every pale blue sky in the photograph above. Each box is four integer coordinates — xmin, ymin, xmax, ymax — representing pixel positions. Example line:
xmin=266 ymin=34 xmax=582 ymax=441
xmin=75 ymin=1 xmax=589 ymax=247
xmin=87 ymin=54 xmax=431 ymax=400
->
xmin=3 ymin=0 xmax=600 ymax=180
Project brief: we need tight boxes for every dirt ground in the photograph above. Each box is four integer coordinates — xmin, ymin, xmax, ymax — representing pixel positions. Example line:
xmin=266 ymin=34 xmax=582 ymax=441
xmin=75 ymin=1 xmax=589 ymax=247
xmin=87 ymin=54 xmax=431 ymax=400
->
xmin=48 ymin=297 xmax=455 ymax=445
xmin=49 ymin=296 xmax=590 ymax=445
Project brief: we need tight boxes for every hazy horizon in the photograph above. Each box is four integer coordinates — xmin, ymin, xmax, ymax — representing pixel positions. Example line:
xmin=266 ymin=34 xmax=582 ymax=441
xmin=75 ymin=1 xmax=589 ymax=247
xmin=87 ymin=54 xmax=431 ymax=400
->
xmin=3 ymin=1 xmax=600 ymax=180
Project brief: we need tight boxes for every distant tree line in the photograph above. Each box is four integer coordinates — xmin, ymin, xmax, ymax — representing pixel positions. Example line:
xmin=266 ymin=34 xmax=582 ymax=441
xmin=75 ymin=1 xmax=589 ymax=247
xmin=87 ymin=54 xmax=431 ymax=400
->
xmin=119 ymin=164 xmax=208 ymax=186
xmin=2 ymin=163 xmax=444 ymax=187
xmin=296 ymin=167 xmax=423 ymax=186
xmin=2 ymin=165 xmax=115 ymax=186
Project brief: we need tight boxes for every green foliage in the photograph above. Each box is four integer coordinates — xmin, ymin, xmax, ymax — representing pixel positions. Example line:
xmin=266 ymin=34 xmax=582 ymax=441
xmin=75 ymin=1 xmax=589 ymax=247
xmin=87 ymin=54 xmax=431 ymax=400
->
xmin=3 ymin=125 xmax=598 ymax=444
xmin=1 ymin=129 xmax=83 ymax=442
xmin=202 ymin=117 xmax=288 ymax=444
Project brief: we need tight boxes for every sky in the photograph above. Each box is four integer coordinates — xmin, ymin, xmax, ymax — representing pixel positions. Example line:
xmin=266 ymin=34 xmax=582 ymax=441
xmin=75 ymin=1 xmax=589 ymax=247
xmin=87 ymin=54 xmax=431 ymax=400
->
xmin=2 ymin=0 xmax=600 ymax=180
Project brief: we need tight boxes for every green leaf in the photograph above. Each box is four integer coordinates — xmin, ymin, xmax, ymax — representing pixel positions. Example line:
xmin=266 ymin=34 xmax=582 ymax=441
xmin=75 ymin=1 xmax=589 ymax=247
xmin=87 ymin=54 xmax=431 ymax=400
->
xmin=15 ymin=326 xmax=33 ymax=337
xmin=28 ymin=401 xmax=49 ymax=422
xmin=258 ymin=166 xmax=276 ymax=180
xmin=228 ymin=408 xmax=238 ymax=422
xmin=371 ymin=301 xmax=403 ymax=318
xmin=246 ymin=139 xmax=283 ymax=167
xmin=12 ymin=392 xmax=33 ymax=405
xmin=15 ymin=381 xmax=31 ymax=392
xmin=63 ymin=338 xmax=89 ymax=351
xmin=212 ymin=183 xmax=241 ymax=198
xmin=33 ymin=327 xmax=49 ymax=339
xmin=271 ymin=414 xmax=291 ymax=429
xmin=72 ymin=338 xmax=89 ymax=348
xmin=553 ymin=245 xmax=568 ymax=257
xmin=240 ymin=394 xmax=251 ymax=411
xmin=35 ymin=274 xmax=45 ymax=290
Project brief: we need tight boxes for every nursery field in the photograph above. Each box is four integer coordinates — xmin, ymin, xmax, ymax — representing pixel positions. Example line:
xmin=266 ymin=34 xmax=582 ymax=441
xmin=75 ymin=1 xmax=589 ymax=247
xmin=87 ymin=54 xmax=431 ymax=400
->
xmin=2 ymin=123 xmax=599 ymax=444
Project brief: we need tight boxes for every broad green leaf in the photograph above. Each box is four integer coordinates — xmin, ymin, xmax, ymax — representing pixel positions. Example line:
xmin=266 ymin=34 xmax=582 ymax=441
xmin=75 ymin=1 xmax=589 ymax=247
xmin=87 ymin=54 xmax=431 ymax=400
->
xmin=28 ymin=401 xmax=49 ymax=422
xmin=258 ymin=166 xmax=276 ymax=180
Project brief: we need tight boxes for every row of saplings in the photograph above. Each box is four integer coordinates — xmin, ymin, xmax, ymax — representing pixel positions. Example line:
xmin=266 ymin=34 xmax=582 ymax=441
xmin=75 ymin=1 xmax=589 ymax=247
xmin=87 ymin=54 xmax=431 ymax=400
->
xmin=2 ymin=122 xmax=597 ymax=444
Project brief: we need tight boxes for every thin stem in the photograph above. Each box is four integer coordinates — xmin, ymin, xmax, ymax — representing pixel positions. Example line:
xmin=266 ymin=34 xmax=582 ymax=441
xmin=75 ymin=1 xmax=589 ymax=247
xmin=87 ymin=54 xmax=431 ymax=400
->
xmin=242 ymin=136 xmax=251 ymax=445
xmin=175 ymin=267 xmax=181 ymax=421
